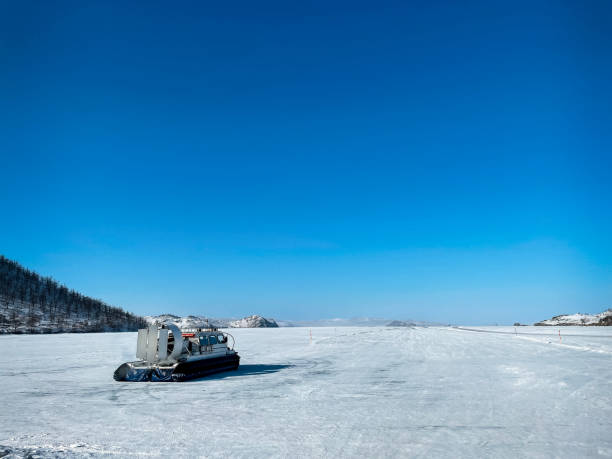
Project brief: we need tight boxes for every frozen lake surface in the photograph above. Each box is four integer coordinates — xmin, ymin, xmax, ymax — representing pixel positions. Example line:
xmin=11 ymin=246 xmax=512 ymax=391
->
xmin=1 ymin=326 xmax=612 ymax=458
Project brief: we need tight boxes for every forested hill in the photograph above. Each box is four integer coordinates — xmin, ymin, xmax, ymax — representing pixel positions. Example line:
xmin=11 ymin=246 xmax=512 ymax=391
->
xmin=0 ymin=255 xmax=147 ymax=334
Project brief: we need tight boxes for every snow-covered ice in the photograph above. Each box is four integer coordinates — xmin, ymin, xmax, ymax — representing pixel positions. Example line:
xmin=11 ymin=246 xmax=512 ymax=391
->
xmin=1 ymin=326 xmax=612 ymax=457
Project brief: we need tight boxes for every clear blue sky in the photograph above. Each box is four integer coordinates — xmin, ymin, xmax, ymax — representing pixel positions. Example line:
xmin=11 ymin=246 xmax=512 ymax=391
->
xmin=1 ymin=1 xmax=611 ymax=324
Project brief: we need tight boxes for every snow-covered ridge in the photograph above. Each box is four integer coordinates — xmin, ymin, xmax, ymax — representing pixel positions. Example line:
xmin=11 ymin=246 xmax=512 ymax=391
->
xmin=535 ymin=309 xmax=612 ymax=326
xmin=146 ymin=314 xmax=278 ymax=328
xmin=386 ymin=320 xmax=418 ymax=327
xmin=229 ymin=315 xmax=278 ymax=328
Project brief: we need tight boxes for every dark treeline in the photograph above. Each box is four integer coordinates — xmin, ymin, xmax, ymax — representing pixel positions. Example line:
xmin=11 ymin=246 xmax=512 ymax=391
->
xmin=0 ymin=255 xmax=147 ymax=333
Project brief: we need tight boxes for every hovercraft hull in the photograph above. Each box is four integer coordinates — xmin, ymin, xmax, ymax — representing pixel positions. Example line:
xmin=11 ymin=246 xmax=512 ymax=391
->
xmin=114 ymin=354 xmax=240 ymax=382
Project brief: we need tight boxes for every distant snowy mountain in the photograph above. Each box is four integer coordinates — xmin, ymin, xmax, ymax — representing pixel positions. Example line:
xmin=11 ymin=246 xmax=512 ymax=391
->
xmin=386 ymin=320 xmax=418 ymax=327
xmin=146 ymin=314 xmax=230 ymax=328
xmin=147 ymin=314 xmax=278 ymax=328
xmin=146 ymin=314 xmax=214 ymax=328
xmin=229 ymin=315 xmax=278 ymax=328
xmin=535 ymin=309 xmax=612 ymax=326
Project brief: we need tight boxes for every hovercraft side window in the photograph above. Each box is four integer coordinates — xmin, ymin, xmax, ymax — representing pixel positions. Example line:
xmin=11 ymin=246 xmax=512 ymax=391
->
xmin=209 ymin=335 xmax=218 ymax=345
xmin=199 ymin=336 xmax=209 ymax=346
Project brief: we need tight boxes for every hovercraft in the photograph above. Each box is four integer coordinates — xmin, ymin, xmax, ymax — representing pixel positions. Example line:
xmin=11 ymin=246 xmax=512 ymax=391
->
xmin=114 ymin=323 xmax=240 ymax=382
